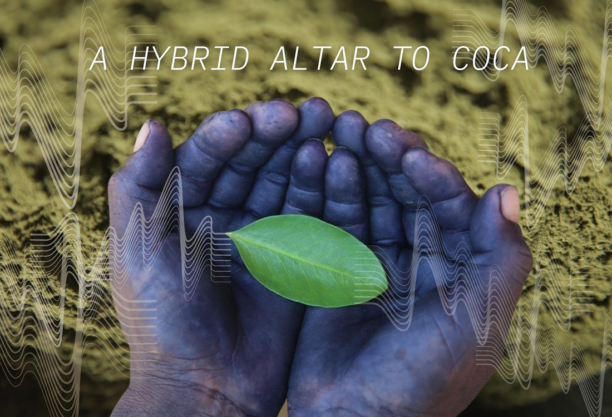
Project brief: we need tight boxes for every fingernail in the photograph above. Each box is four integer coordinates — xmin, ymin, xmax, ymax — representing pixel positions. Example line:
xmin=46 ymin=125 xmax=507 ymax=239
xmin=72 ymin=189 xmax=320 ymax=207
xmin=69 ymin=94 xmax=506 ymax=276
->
xmin=402 ymin=146 xmax=434 ymax=167
xmin=414 ymin=146 xmax=432 ymax=154
xmin=133 ymin=121 xmax=150 ymax=152
xmin=500 ymin=185 xmax=520 ymax=223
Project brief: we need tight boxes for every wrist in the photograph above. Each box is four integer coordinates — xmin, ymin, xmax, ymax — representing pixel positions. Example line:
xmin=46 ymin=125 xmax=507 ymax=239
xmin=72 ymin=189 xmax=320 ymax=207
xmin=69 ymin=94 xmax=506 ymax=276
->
xmin=116 ymin=352 xmax=285 ymax=417
xmin=113 ymin=378 xmax=249 ymax=417
xmin=113 ymin=354 xmax=250 ymax=417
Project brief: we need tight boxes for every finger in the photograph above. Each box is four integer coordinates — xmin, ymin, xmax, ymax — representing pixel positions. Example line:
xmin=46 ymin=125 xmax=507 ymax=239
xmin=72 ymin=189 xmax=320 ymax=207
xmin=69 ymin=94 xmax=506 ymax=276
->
xmin=297 ymin=149 xmax=381 ymax=369
xmin=457 ymin=184 xmax=533 ymax=368
xmin=365 ymin=119 xmax=428 ymax=173
xmin=241 ymin=97 xmax=334 ymax=219
xmin=174 ymin=109 xmax=251 ymax=207
xmin=323 ymin=148 xmax=368 ymax=242
xmin=286 ymin=97 xmax=336 ymax=146
xmin=332 ymin=110 xmax=373 ymax=164
xmin=206 ymin=100 xmax=299 ymax=209
xmin=281 ymin=139 xmax=327 ymax=217
xmin=401 ymin=147 xmax=480 ymax=258
xmin=470 ymin=184 xmax=533 ymax=299
xmin=365 ymin=120 xmax=428 ymax=245
xmin=297 ymin=149 xmax=382 ymax=365
xmin=399 ymin=147 xmax=479 ymax=295
xmin=402 ymin=147 xmax=478 ymax=231
xmin=333 ymin=111 xmax=404 ymax=246
xmin=108 ymin=120 xmax=175 ymax=236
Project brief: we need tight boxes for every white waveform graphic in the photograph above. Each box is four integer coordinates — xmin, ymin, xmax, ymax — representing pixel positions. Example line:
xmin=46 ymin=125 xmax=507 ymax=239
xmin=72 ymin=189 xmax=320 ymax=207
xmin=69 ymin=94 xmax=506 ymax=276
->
xmin=1 ymin=213 xmax=120 ymax=417
xmin=0 ymin=0 xmax=157 ymax=208
xmin=478 ymin=95 xmax=612 ymax=229
xmin=494 ymin=268 xmax=612 ymax=417
xmin=110 ymin=167 xmax=233 ymax=298
xmin=0 ymin=169 xmax=231 ymax=416
xmin=356 ymin=196 xmax=609 ymax=416
xmin=361 ymin=198 xmax=590 ymax=341
xmin=476 ymin=94 xmax=611 ymax=414
xmin=0 ymin=166 xmax=608 ymax=416
xmin=361 ymin=198 xmax=520 ymax=345
xmin=453 ymin=0 xmax=612 ymax=128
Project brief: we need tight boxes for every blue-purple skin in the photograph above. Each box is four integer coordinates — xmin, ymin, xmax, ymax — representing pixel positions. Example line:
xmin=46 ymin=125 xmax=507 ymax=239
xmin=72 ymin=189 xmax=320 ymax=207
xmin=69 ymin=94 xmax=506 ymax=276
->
xmin=109 ymin=99 xmax=532 ymax=417
xmin=287 ymin=111 xmax=533 ymax=417
xmin=109 ymin=98 xmax=334 ymax=417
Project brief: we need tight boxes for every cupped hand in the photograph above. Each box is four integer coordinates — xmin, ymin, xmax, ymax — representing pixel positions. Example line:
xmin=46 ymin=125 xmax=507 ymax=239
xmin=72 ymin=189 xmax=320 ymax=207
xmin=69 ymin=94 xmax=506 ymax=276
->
xmin=287 ymin=111 xmax=533 ymax=417
xmin=108 ymin=98 xmax=333 ymax=417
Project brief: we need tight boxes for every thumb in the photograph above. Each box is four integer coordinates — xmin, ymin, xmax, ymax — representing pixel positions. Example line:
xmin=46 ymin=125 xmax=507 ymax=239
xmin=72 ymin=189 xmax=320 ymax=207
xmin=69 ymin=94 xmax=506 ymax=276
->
xmin=470 ymin=184 xmax=533 ymax=300
xmin=108 ymin=120 xmax=175 ymax=236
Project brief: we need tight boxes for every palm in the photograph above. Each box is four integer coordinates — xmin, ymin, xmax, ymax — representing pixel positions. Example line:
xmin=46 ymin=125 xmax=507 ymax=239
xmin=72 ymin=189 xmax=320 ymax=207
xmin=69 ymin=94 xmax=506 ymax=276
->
xmin=288 ymin=112 xmax=532 ymax=417
xmin=109 ymin=98 xmax=334 ymax=416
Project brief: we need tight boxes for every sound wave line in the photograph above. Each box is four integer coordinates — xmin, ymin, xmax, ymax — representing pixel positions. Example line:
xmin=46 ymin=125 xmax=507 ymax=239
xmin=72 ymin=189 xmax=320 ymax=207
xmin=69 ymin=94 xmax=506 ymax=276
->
xmin=493 ymin=253 xmax=609 ymax=417
xmin=0 ymin=173 xmax=231 ymax=416
xmin=110 ymin=167 xmax=233 ymax=299
xmin=478 ymin=95 xmax=612 ymax=229
xmin=454 ymin=0 xmax=612 ymax=228
xmin=453 ymin=0 xmax=612 ymax=128
xmin=457 ymin=8 xmax=611 ymax=410
xmin=362 ymin=198 xmax=607 ymax=417
xmin=0 ymin=0 xmax=157 ymax=208
xmin=0 ymin=167 xmax=606 ymax=416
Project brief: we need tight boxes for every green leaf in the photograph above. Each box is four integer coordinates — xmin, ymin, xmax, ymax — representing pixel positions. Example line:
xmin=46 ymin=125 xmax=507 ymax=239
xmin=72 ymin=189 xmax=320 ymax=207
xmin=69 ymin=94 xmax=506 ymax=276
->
xmin=227 ymin=215 xmax=387 ymax=308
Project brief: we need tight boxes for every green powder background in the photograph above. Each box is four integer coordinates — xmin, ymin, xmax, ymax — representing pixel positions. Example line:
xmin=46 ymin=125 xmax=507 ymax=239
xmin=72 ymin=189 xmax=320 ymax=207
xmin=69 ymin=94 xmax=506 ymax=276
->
xmin=1 ymin=0 xmax=611 ymax=416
